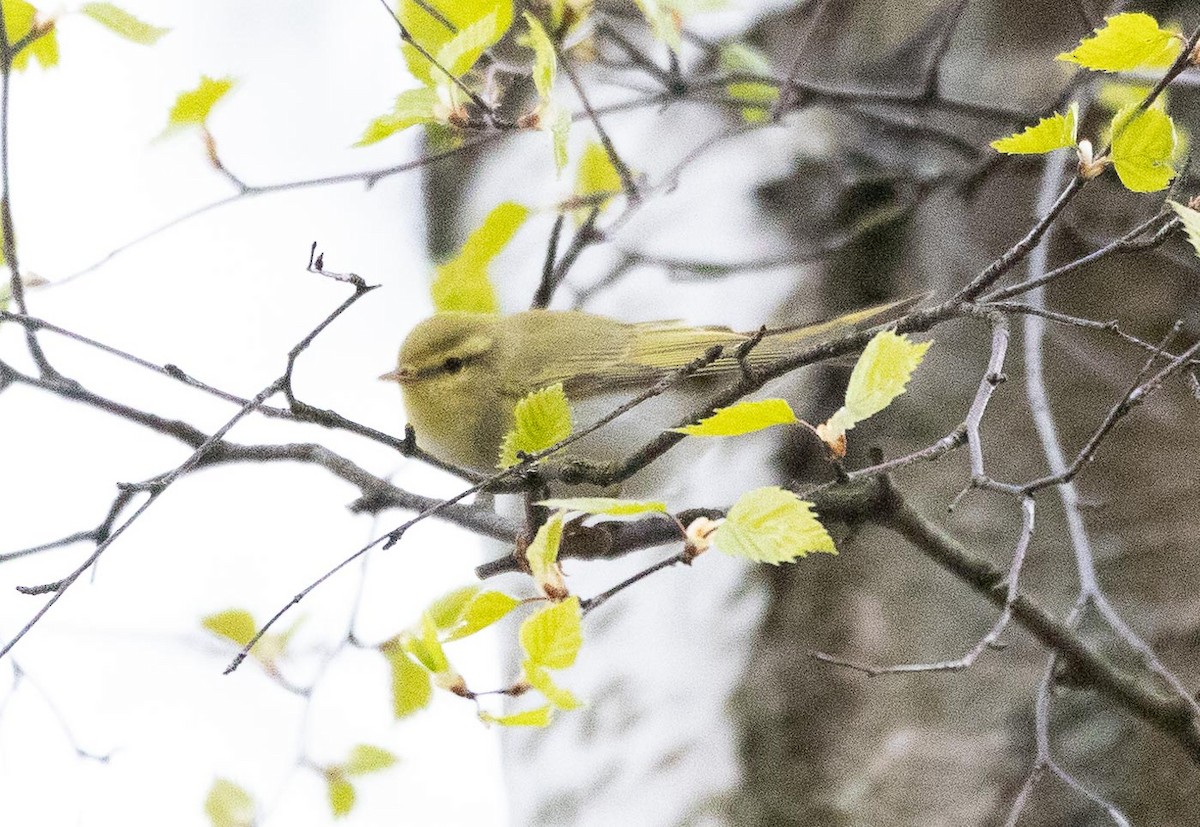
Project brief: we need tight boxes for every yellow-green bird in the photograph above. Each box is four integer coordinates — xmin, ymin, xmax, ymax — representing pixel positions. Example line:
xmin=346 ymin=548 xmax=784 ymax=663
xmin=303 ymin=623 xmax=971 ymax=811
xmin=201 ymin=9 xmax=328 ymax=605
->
xmin=383 ymin=301 xmax=914 ymax=472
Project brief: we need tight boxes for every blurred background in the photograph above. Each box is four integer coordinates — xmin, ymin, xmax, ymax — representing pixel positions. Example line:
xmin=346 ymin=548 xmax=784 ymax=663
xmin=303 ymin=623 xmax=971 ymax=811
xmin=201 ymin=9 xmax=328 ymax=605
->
xmin=2 ymin=1 xmax=1199 ymax=825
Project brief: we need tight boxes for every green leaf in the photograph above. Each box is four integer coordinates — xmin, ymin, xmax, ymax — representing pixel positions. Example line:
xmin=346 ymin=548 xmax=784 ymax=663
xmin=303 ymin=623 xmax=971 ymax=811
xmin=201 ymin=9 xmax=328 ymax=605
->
xmin=436 ymin=11 xmax=501 ymax=77
xmin=1057 ymin=12 xmax=1180 ymax=72
xmin=673 ymin=398 xmax=798 ymax=437
xmin=818 ymin=330 xmax=931 ymax=442
xmin=431 ymin=201 xmax=529 ymax=314
xmin=536 ymin=497 xmax=668 ymax=517
xmin=344 ymin=744 xmax=398 ymax=775
xmin=326 ymin=773 xmax=355 ymax=818
xmin=712 ymin=487 xmax=835 ymax=564
xmin=522 ymin=11 xmax=557 ymax=103
xmin=166 ymin=76 xmax=234 ymax=131
xmin=523 ymin=661 xmax=583 ymax=710
xmin=403 ymin=613 xmax=451 ymax=674
xmin=720 ymin=42 xmax=778 ymax=122
xmin=80 ymin=3 xmax=168 ymax=45
xmin=1097 ymin=82 xmax=1158 ymax=113
xmin=634 ymin=0 xmax=681 ymax=50
xmin=575 ymin=141 xmax=623 ymax=213
xmin=1170 ymin=201 xmax=1200 ymax=258
xmin=201 ymin=609 xmax=256 ymax=647
xmin=480 ymin=705 xmax=554 ymax=727
xmin=519 ymin=596 xmax=582 ymax=669
xmin=399 ymin=0 xmax=514 ymax=86
xmin=1110 ymin=105 xmax=1177 ymax=192
xmin=427 ymin=585 xmax=480 ymax=630
xmin=525 ymin=511 xmax=566 ymax=599
xmin=550 ymin=104 xmax=571 ymax=173
xmin=383 ymin=643 xmax=433 ymax=718
xmin=444 ymin=590 xmax=522 ymax=641
xmin=497 ymin=382 xmax=573 ymax=468
xmin=355 ymin=87 xmax=441 ymax=146
xmin=3 ymin=0 xmax=58 ymax=71
xmin=990 ymin=103 xmax=1078 ymax=155
xmin=204 ymin=778 xmax=255 ymax=827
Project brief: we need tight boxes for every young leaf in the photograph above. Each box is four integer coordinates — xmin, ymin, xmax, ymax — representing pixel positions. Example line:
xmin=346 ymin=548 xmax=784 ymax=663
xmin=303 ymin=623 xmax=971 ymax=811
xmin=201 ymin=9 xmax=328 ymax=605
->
xmin=344 ymin=745 xmax=398 ymax=775
xmin=432 ymin=201 xmax=529 ymax=314
xmin=204 ymin=778 xmax=255 ymax=827
xmin=326 ymin=773 xmax=355 ymax=818
xmin=480 ymin=705 xmax=555 ymax=727
xmin=573 ymin=141 xmax=623 ymax=217
xmin=436 ymin=11 xmax=501 ymax=77
xmin=818 ymin=330 xmax=932 ymax=443
xmin=549 ymin=104 xmax=571 ymax=173
xmin=354 ymin=87 xmax=441 ymax=146
xmin=427 ymin=585 xmax=481 ymax=631
xmin=520 ymin=596 xmax=583 ymax=669
xmin=382 ymin=643 xmax=433 ymax=718
xmin=525 ymin=511 xmax=567 ymax=600
xmin=720 ymin=42 xmax=779 ymax=123
xmin=1097 ymin=82 xmax=1157 ymax=113
xmin=399 ymin=0 xmax=514 ymax=86
xmin=166 ymin=76 xmax=235 ymax=131
xmin=990 ymin=103 xmax=1078 ymax=155
xmin=1110 ymin=106 xmax=1177 ymax=192
xmin=201 ymin=609 xmax=256 ymax=647
xmin=3 ymin=0 xmax=58 ymax=71
xmin=673 ymin=398 xmax=798 ymax=437
xmin=1057 ymin=12 xmax=1180 ymax=73
xmin=1170 ymin=201 xmax=1200 ymax=258
xmin=523 ymin=661 xmax=583 ymax=710
xmin=445 ymin=591 xmax=522 ymax=641
xmin=403 ymin=613 xmax=452 ymax=674
xmin=712 ymin=487 xmax=835 ymax=564
xmin=537 ymin=497 xmax=668 ymax=516
xmin=80 ymin=3 xmax=168 ymax=45
xmin=634 ymin=0 xmax=681 ymax=50
xmin=498 ymin=382 xmax=573 ymax=468
xmin=522 ymin=11 xmax=557 ymax=103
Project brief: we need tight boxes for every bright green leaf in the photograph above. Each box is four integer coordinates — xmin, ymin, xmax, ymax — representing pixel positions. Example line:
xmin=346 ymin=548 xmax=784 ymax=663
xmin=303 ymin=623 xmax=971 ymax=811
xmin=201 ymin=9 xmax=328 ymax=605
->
xmin=549 ymin=103 xmax=572 ymax=174
xmin=522 ymin=11 xmax=557 ymax=102
xmin=720 ymin=42 xmax=778 ymax=122
xmin=445 ymin=590 xmax=522 ymax=641
xmin=204 ymin=778 xmax=255 ymax=827
xmin=201 ymin=609 xmax=256 ymax=647
xmin=498 ymin=382 xmax=573 ymax=468
xmin=524 ymin=661 xmax=583 ymax=710
xmin=537 ymin=497 xmax=668 ymax=516
xmin=432 ymin=201 xmax=529 ymax=314
xmin=80 ymin=3 xmax=168 ymax=45
xmin=480 ymin=705 xmax=554 ymax=727
xmin=526 ymin=512 xmax=567 ymax=599
xmin=712 ymin=487 xmax=835 ymax=564
xmin=403 ymin=614 xmax=451 ymax=674
xmin=819 ymin=330 xmax=931 ymax=442
xmin=326 ymin=773 xmax=355 ymax=818
xmin=1110 ymin=105 xmax=1177 ymax=192
xmin=344 ymin=744 xmax=398 ymax=775
xmin=1057 ymin=12 xmax=1180 ymax=72
xmin=166 ymin=76 xmax=234 ymax=131
xmin=399 ymin=0 xmax=514 ymax=86
xmin=427 ymin=585 xmax=480 ymax=631
xmin=3 ymin=0 xmax=58 ymax=71
xmin=575 ymin=141 xmax=623 ymax=215
xmin=519 ymin=596 xmax=582 ymax=669
xmin=355 ymin=86 xmax=441 ymax=146
xmin=383 ymin=643 xmax=433 ymax=718
xmin=1097 ymin=82 xmax=1158 ymax=113
xmin=673 ymin=398 xmax=798 ymax=437
xmin=991 ymin=103 xmax=1078 ymax=155
xmin=436 ymin=11 xmax=501 ymax=77
xmin=1170 ymin=201 xmax=1200 ymax=258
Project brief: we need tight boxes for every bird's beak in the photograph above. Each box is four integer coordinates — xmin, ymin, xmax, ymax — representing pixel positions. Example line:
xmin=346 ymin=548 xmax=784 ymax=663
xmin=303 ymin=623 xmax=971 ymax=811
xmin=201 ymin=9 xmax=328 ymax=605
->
xmin=379 ymin=367 xmax=411 ymax=384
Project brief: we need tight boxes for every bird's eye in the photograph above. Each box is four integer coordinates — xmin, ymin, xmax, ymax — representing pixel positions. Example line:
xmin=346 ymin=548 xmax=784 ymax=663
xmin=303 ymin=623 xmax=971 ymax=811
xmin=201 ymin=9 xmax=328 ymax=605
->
xmin=443 ymin=356 xmax=464 ymax=374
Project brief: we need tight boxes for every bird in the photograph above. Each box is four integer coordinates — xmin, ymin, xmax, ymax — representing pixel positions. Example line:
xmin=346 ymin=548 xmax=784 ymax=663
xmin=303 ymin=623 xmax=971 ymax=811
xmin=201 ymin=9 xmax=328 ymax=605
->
xmin=381 ymin=299 xmax=916 ymax=473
